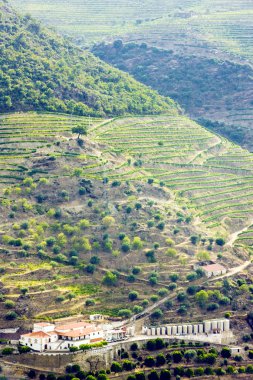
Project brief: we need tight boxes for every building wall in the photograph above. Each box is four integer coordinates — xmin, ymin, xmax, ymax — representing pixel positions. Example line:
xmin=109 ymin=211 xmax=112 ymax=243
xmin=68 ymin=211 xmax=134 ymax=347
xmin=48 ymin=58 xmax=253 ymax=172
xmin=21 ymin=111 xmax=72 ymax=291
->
xmin=144 ymin=319 xmax=230 ymax=337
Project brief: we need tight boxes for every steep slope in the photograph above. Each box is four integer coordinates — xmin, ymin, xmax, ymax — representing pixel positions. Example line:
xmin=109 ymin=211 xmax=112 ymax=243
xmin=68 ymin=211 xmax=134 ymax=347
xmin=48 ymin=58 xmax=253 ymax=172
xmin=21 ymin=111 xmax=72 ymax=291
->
xmin=0 ymin=1 xmax=176 ymax=116
xmin=10 ymin=0 xmax=253 ymax=62
xmin=92 ymin=42 xmax=253 ymax=151
xmin=0 ymin=112 xmax=252 ymax=329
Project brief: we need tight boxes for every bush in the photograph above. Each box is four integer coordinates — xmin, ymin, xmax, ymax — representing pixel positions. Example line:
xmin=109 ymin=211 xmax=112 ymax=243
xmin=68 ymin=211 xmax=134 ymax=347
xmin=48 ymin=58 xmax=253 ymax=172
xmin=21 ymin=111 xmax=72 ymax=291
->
xmin=5 ymin=311 xmax=18 ymax=320
xmin=85 ymin=298 xmax=95 ymax=306
xmin=156 ymin=353 xmax=166 ymax=366
xmin=27 ymin=370 xmax=36 ymax=379
xmin=111 ymin=362 xmax=122 ymax=373
xmin=122 ymin=359 xmax=134 ymax=371
xmin=135 ymin=372 xmax=145 ymax=380
xmin=216 ymin=238 xmax=225 ymax=246
xmin=132 ymin=266 xmax=141 ymax=275
xmin=18 ymin=345 xmax=31 ymax=353
xmin=4 ymin=300 xmax=15 ymax=309
xmin=148 ymin=370 xmax=159 ymax=380
xmin=118 ymin=309 xmax=132 ymax=318
xmin=144 ymin=356 xmax=155 ymax=367
xmin=172 ymin=351 xmax=183 ymax=363
xmin=2 ymin=347 xmax=14 ymax=355
xmin=151 ymin=308 xmax=163 ymax=319
xmin=158 ymin=288 xmax=168 ymax=297
xmin=130 ymin=343 xmax=138 ymax=351
xmin=221 ymin=347 xmax=231 ymax=358
xmin=177 ymin=292 xmax=186 ymax=302
xmin=160 ymin=370 xmax=171 ymax=380
xmin=128 ymin=291 xmax=139 ymax=301
xmin=102 ymin=271 xmax=118 ymax=286
xmin=207 ymin=302 xmax=219 ymax=311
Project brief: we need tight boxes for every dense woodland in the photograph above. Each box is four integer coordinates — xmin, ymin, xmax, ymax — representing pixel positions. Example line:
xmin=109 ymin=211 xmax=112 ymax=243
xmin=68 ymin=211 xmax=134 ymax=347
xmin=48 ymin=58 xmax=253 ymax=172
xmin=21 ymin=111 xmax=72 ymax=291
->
xmin=0 ymin=2 xmax=177 ymax=116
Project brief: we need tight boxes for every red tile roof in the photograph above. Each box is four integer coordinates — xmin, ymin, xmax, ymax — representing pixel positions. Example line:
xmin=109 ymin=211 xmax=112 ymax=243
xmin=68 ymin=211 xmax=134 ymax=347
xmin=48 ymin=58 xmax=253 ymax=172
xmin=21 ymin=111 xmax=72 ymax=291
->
xmin=56 ymin=326 xmax=100 ymax=338
xmin=202 ymin=264 xmax=226 ymax=272
xmin=21 ymin=331 xmax=50 ymax=338
xmin=55 ymin=322 xmax=91 ymax=331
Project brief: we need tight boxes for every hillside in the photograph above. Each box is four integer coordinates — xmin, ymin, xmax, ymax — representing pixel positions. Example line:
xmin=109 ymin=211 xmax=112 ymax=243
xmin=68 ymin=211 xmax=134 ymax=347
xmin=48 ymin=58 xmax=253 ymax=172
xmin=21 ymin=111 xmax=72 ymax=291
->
xmin=92 ymin=42 xmax=253 ymax=151
xmin=0 ymin=112 xmax=252 ymax=335
xmin=10 ymin=0 xmax=253 ymax=62
xmin=0 ymin=1 xmax=176 ymax=116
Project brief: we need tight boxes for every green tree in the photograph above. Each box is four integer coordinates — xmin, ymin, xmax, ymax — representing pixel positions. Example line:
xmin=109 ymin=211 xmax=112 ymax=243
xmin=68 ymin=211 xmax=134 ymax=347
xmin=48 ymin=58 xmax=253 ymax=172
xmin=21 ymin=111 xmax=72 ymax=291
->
xmin=156 ymin=353 xmax=166 ymax=366
xmin=172 ymin=351 xmax=183 ymax=363
xmin=144 ymin=356 xmax=155 ymax=367
xmin=221 ymin=347 xmax=231 ymax=358
xmin=102 ymin=271 xmax=118 ymax=286
xmin=111 ymin=362 xmax=122 ymax=373
xmin=195 ymin=290 xmax=209 ymax=307
xmin=72 ymin=125 xmax=87 ymax=139
xmin=128 ymin=291 xmax=139 ymax=301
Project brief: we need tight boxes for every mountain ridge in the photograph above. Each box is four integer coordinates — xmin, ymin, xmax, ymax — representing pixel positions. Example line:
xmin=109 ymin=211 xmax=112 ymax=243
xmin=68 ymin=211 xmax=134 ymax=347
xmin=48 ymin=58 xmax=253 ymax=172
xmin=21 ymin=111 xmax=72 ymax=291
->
xmin=0 ymin=1 xmax=177 ymax=117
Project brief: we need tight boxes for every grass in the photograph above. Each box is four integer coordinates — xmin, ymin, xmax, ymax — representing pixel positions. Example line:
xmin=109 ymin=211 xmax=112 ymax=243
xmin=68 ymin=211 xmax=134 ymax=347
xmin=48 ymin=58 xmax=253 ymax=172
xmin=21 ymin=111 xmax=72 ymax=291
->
xmin=10 ymin=0 xmax=253 ymax=62
xmin=0 ymin=111 xmax=252 ymax=326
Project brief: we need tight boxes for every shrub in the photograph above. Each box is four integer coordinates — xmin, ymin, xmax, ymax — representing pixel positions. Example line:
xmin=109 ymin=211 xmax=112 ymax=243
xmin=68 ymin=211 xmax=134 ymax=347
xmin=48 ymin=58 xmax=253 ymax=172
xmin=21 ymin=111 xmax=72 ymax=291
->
xmin=172 ymin=351 xmax=183 ymax=363
xmin=169 ymin=273 xmax=179 ymax=282
xmin=151 ymin=309 xmax=163 ymax=319
xmin=18 ymin=345 xmax=31 ymax=353
xmin=85 ymin=298 xmax=95 ymax=306
xmin=118 ymin=309 xmax=132 ymax=318
xmin=156 ymin=353 xmax=166 ymax=366
xmin=102 ymin=271 xmax=118 ymax=286
xmin=144 ymin=356 xmax=155 ymax=367
xmin=27 ymin=370 xmax=36 ymax=379
xmin=164 ymin=300 xmax=173 ymax=309
xmin=165 ymin=248 xmax=177 ymax=257
xmin=132 ymin=237 xmax=143 ymax=249
xmin=221 ymin=347 xmax=231 ymax=358
xmin=122 ymin=359 xmax=134 ymax=371
xmin=2 ymin=347 xmax=14 ymax=355
xmin=55 ymin=295 xmax=65 ymax=303
xmin=4 ymin=300 xmax=15 ymax=309
xmin=132 ymin=266 xmax=141 ymax=275
xmin=5 ymin=311 xmax=18 ymax=320
xmin=111 ymin=362 xmax=122 ymax=373
xmin=102 ymin=216 xmax=115 ymax=227
xmin=177 ymin=292 xmax=186 ymax=302
xmin=148 ymin=370 xmax=159 ymax=380
xmin=135 ymin=372 xmax=145 ymax=380
xmin=216 ymin=238 xmax=225 ymax=246
xmin=128 ymin=291 xmax=139 ymax=301
xmin=158 ymin=288 xmax=168 ymax=297
xmin=160 ymin=370 xmax=171 ymax=380
xmin=207 ymin=302 xmax=219 ymax=311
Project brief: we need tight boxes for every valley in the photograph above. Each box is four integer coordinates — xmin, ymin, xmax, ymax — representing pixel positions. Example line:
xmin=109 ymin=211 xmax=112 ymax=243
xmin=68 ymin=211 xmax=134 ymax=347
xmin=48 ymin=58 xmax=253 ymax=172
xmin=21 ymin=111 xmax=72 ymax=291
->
xmin=0 ymin=0 xmax=253 ymax=378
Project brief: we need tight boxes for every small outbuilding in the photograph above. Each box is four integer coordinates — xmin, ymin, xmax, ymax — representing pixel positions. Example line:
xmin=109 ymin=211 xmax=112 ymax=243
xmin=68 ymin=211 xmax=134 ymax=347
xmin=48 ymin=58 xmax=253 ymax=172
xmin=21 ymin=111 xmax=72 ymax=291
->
xmin=201 ymin=263 xmax=227 ymax=278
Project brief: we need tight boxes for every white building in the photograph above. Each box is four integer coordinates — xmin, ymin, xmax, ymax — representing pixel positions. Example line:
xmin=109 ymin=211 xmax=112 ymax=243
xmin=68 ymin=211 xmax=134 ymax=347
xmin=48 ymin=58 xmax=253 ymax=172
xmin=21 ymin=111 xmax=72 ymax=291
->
xmin=143 ymin=318 xmax=230 ymax=337
xmin=201 ymin=263 xmax=227 ymax=278
xmin=20 ymin=322 xmax=104 ymax=352
xmin=90 ymin=314 xmax=104 ymax=322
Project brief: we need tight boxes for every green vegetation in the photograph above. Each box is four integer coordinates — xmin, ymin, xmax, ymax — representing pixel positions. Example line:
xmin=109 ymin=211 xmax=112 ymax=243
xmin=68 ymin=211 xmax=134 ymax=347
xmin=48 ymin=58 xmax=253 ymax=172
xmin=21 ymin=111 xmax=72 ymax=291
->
xmin=93 ymin=41 xmax=253 ymax=150
xmin=0 ymin=2 xmax=176 ymax=116
xmin=11 ymin=0 xmax=253 ymax=62
xmin=0 ymin=111 xmax=252 ymax=328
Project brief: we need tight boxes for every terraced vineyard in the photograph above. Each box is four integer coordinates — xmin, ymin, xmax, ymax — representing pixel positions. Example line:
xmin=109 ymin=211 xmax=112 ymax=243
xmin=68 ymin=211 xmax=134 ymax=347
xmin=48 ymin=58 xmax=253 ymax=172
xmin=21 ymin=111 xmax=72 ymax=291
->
xmin=91 ymin=115 xmax=253 ymax=239
xmin=0 ymin=111 xmax=252 ymax=327
xmin=11 ymin=0 xmax=253 ymax=62
xmin=0 ymin=113 xmax=106 ymax=188
xmin=2 ymin=112 xmax=253 ymax=239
